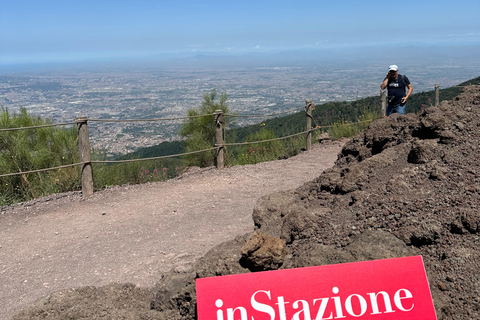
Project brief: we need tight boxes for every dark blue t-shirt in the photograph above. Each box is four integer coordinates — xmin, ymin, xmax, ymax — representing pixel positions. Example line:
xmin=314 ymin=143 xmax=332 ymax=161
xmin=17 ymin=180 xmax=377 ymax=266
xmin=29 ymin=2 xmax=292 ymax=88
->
xmin=386 ymin=75 xmax=410 ymax=105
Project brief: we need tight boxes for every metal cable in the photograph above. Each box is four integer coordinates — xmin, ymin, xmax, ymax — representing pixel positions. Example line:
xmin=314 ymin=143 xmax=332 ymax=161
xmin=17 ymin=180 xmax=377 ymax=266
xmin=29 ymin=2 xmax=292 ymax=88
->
xmin=0 ymin=122 xmax=77 ymax=132
xmin=87 ymin=113 xmax=211 ymax=123
xmin=0 ymin=148 xmax=219 ymax=177
xmin=224 ymin=128 xmax=318 ymax=146
xmin=90 ymin=147 xmax=218 ymax=164
xmin=0 ymin=162 xmax=86 ymax=178
xmin=224 ymin=105 xmax=305 ymax=118
xmin=0 ymin=113 xmax=212 ymax=132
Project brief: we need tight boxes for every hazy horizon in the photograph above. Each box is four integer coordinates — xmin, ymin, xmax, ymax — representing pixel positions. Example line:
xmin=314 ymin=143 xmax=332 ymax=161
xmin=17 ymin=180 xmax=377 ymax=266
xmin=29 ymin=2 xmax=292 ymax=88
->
xmin=1 ymin=0 xmax=479 ymax=68
xmin=1 ymin=43 xmax=479 ymax=75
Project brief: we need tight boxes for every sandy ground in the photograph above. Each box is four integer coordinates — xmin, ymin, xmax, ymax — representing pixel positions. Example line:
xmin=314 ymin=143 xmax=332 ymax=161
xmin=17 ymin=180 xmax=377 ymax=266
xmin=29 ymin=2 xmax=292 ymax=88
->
xmin=0 ymin=140 xmax=344 ymax=320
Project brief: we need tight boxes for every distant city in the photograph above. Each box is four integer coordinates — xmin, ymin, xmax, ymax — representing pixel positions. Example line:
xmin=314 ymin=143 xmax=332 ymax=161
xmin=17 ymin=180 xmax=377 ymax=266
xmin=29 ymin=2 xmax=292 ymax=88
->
xmin=1 ymin=51 xmax=479 ymax=155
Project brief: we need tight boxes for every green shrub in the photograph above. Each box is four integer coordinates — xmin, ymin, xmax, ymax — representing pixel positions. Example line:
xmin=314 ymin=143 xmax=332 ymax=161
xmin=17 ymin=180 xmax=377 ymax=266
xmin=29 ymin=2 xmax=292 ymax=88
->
xmin=278 ymin=135 xmax=305 ymax=158
xmin=0 ymin=107 xmax=80 ymax=205
xmin=236 ymin=129 xmax=282 ymax=165
xmin=327 ymin=109 xmax=380 ymax=139
xmin=92 ymin=159 xmax=185 ymax=189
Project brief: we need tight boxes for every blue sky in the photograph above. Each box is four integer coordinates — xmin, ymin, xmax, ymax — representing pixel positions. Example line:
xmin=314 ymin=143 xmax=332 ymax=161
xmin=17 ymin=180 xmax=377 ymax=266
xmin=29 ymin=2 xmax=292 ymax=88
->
xmin=1 ymin=0 xmax=479 ymax=64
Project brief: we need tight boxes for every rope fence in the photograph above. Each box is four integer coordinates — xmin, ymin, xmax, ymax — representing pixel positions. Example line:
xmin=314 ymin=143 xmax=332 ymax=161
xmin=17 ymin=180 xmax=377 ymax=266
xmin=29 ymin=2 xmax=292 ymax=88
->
xmin=0 ymin=121 xmax=77 ymax=132
xmin=0 ymin=83 xmax=469 ymax=195
xmin=0 ymin=148 xmax=222 ymax=179
xmin=90 ymin=147 xmax=218 ymax=164
xmin=224 ymin=128 xmax=314 ymax=147
xmin=87 ymin=113 xmax=210 ymax=123
xmin=0 ymin=162 xmax=88 ymax=178
xmin=224 ymin=105 xmax=305 ymax=118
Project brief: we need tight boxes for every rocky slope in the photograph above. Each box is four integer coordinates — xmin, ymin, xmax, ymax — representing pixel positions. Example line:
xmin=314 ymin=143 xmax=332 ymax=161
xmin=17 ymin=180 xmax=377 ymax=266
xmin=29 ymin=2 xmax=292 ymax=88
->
xmin=12 ymin=85 xmax=480 ymax=320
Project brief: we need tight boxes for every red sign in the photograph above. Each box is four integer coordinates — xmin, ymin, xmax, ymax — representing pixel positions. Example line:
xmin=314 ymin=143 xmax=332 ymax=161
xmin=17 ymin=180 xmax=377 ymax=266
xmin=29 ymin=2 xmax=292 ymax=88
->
xmin=196 ymin=255 xmax=437 ymax=320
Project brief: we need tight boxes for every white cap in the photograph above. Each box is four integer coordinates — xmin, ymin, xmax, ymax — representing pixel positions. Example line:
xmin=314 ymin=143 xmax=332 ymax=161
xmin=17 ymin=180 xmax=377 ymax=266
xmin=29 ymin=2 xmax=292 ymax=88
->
xmin=389 ymin=65 xmax=399 ymax=71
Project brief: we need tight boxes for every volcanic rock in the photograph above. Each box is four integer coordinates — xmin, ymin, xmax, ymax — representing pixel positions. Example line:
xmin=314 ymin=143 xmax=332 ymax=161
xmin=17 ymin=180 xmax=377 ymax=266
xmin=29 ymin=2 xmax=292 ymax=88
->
xmin=240 ymin=230 xmax=287 ymax=271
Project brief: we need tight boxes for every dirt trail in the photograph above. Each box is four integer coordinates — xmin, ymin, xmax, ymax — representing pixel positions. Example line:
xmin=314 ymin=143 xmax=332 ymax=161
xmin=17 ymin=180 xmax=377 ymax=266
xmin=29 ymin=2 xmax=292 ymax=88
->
xmin=0 ymin=140 xmax=344 ymax=320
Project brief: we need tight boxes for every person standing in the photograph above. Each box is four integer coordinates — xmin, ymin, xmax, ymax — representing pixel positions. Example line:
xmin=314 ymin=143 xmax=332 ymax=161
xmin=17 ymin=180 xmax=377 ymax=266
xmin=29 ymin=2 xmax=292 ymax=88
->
xmin=381 ymin=65 xmax=413 ymax=116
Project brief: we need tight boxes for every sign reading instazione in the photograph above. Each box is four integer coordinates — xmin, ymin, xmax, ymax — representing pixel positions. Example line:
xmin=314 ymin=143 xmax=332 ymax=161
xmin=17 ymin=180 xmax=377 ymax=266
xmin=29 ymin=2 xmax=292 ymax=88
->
xmin=196 ymin=256 xmax=437 ymax=320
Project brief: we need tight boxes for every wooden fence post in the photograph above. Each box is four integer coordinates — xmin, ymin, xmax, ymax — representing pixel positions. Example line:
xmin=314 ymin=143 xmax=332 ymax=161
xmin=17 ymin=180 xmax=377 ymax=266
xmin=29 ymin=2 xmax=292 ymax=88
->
xmin=214 ymin=110 xmax=225 ymax=169
xmin=305 ymin=99 xmax=313 ymax=151
xmin=380 ymin=89 xmax=387 ymax=117
xmin=435 ymin=84 xmax=440 ymax=107
xmin=76 ymin=116 xmax=94 ymax=196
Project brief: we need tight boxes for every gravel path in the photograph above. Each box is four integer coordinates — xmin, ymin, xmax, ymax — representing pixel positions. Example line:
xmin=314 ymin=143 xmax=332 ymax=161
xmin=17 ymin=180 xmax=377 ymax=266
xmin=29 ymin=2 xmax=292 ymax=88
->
xmin=0 ymin=140 xmax=345 ymax=320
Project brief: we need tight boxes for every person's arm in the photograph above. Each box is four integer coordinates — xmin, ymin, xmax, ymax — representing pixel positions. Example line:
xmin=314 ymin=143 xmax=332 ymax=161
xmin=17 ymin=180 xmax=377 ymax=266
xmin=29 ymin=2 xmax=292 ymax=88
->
xmin=381 ymin=74 xmax=390 ymax=90
xmin=401 ymin=84 xmax=413 ymax=104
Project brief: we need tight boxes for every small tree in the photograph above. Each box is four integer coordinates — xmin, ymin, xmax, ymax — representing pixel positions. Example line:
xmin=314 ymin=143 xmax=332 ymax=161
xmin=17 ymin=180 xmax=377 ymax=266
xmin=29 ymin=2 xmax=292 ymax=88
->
xmin=180 ymin=90 xmax=229 ymax=167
